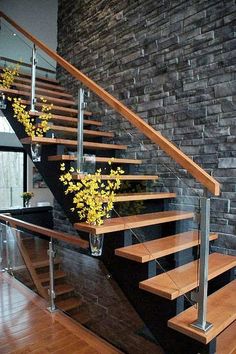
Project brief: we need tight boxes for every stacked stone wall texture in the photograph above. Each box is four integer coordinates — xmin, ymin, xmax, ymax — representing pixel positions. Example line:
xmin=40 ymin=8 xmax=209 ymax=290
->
xmin=57 ymin=0 xmax=236 ymax=254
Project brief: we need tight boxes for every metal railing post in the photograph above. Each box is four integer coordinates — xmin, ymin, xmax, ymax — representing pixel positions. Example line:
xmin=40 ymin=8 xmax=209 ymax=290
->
xmin=77 ymin=88 xmax=85 ymax=172
xmin=191 ymin=192 xmax=213 ymax=332
xmin=5 ymin=222 xmax=14 ymax=275
xmin=47 ymin=237 xmax=56 ymax=312
xmin=0 ymin=223 xmax=4 ymax=271
xmin=30 ymin=44 xmax=37 ymax=112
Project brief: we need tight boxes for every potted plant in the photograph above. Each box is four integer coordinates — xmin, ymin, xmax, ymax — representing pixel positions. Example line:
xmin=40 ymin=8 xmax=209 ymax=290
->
xmin=21 ymin=192 xmax=34 ymax=208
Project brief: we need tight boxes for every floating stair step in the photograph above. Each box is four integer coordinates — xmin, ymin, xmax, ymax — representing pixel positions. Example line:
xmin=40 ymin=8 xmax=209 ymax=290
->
xmin=20 ymin=137 xmax=127 ymax=151
xmin=168 ymin=280 xmax=236 ymax=344
xmin=14 ymin=76 xmax=66 ymax=91
xmin=45 ymin=283 xmax=74 ymax=296
xmin=73 ymin=174 xmax=158 ymax=182
xmin=140 ymin=253 xmax=236 ymax=300
xmin=47 ymin=125 xmax=114 ymax=138
xmin=114 ymin=192 xmax=176 ymax=202
xmin=74 ymin=210 xmax=193 ymax=235
xmin=38 ymin=270 xmax=66 ymax=283
xmin=29 ymin=111 xmax=102 ymax=126
xmin=48 ymin=155 xmax=142 ymax=164
xmin=216 ymin=320 xmax=236 ymax=354
xmin=17 ymin=70 xmax=58 ymax=84
xmin=1 ymin=87 xmax=75 ymax=106
xmin=32 ymin=258 xmax=61 ymax=269
xmin=0 ymin=66 xmax=58 ymax=84
xmin=21 ymin=99 xmax=79 ymax=115
xmin=13 ymin=82 xmax=73 ymax=99
xmin=115 ymin=230 xmax=218 ymax=263
xmin=56 ymin=296 xmax=82 ymax=312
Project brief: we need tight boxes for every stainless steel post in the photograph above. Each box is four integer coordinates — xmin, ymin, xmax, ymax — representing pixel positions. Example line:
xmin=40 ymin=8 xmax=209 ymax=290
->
xmin=77 ymin=88 xmax=85 ymax=172
xmin=191 ymin=193 xmax=213 ymax=332
xmin=30 ymin=44 xmax=37 ymax=112
xmin=0 ymin=223 xmax=3 ymax=271
xmin=47 ymin=237 xmax=56 ymax=312
xmin=5 ymin=222 xmax=14 ymax=275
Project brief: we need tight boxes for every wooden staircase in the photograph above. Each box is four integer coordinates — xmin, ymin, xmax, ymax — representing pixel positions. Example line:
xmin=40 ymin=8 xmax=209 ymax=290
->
xmin=1 ymin=59 xmax=235 ymax=354
xmin=16 ymin=236 xmax=87 ymax=323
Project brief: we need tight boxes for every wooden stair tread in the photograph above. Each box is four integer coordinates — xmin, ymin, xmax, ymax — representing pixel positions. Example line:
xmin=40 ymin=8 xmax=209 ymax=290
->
xmin=14 ymin=75 xmax=66 ymax=91
xmin=140 ymin=253 xmax=236 ymax=300
xmin=0 ymin=66 xmax=59 ymax=84
xmin=13 ymin=82 xmax=73 ymax=99
xmin=74 ymin=210 xmax=194 ymax=235
xmin=56 ymin=296 xmax=82 ymax=312
xmin=38 ymin=270 xmax=66 ymax=283
xmin=18 ymin=70 xmax=58 ymax=84
xmin=168 ymin=280 xmax=236 ymax=344
xmin=114 ymin=192 xmax=176 ymax=202
xmin=216 ymin=321 xmax=236 ymax=354
xmin=47 ymin=125 xmax=114 ymax=138
xmin=21 ymin=99 xmax=78 ymax=115
xmin=1 ymin=87 xmax=75 ymax=106
xmin=74 ymin=174 xmax=159 ymax=181
xmin=115 ymin=230 xmax=218 ymax=263
xmin=20 ymin=136 xmax=127 ymax=150
xmin=45 ymin=283 xmax=74 ymax=296
xmin=30 ymin=111 xmax=102 ymax=126
xmin=48 ymin=155 xmax=142 ymax=164
xmin=32 ymin=258 xmax=61 ymax=269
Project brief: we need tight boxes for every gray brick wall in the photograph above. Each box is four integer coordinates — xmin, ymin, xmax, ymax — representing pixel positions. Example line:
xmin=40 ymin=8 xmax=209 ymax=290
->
xmin=57 ymin=1 xmax=236 ymax=250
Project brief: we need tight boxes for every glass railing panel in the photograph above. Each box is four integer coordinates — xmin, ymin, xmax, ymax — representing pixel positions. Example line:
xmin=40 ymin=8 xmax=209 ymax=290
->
xmin=0 ymin=20 xmax=56 ymax=79
xmin=54 ymin=240 xmax=165 ymax=354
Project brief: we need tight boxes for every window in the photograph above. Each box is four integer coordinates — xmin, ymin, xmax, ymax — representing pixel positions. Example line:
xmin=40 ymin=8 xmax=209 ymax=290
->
xmin=0 ymin=150 xmax=26 ymax=209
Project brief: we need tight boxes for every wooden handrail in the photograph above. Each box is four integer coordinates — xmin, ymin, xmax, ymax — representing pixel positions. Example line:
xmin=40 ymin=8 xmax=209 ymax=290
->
xmin=0 ymin=214 xmax=89 ymax=249
xmin=0 ymin=11 xmax=220 ymax=195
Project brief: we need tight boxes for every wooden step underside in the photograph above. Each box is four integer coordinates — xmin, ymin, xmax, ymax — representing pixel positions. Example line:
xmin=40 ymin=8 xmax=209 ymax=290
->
xmin=48 ymin=155 xmax=142 ymax=164
xmin=115 ymin=231 xmax=218 ymax=263
xmin=74 ymin=210 xmax=194 ymax=235
xmin=30 ymin=111 xmax=102 ymax=127
xmin=140 ymin=253 xmax=236 ymax=300
xmin=20 ymin=137 xmax=127 ymax=150
xmin=168 ymin=280 xmax=236 ymax=344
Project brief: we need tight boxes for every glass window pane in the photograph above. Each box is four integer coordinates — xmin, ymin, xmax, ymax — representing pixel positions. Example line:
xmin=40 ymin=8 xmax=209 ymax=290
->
xmin=0 ymin=112 xmax=14 ymax=133
xmin=0 ymin=151 xmax=24 ymax=209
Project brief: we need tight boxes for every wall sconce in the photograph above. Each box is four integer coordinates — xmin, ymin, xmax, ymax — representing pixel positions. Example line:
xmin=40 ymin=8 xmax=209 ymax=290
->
xmin=0 ymin=93 xmax=6 ymax=110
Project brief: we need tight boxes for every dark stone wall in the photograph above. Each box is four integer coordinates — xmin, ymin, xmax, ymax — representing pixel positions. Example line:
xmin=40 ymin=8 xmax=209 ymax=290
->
xmin=57 ymin=0 xmax=236 ymax=254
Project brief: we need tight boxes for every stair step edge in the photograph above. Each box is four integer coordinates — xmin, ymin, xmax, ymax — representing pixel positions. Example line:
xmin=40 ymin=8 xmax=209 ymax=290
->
xmin=168 ymin=279 xmax=236 ymax=344
xmin=115 ymin=231 xmax=218 ymax=263
xmin=74 ymin=210 xmax=194 ymax=235
xmin=139 ymin=253 xmax=236 ymax=300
